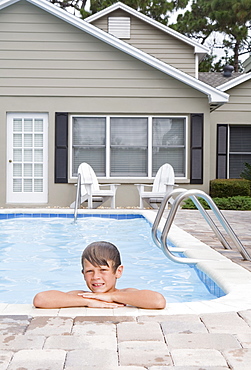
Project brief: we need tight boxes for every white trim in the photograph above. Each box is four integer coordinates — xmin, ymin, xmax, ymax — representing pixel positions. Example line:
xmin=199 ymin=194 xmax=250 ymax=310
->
xmin=195 ymin=54 xmax=199 ymax=79
xmin=106 ymin=117 xmax=111 ymax=177
xmin=86 ymin=2 xmax=209 ymax=56
xmin=148 ymin=117 xmax=152 ymax=177
xmin=218 ymin=72 xmax=251 ymax=91
xmin=0 ymin=0 xmax=229 ymax=106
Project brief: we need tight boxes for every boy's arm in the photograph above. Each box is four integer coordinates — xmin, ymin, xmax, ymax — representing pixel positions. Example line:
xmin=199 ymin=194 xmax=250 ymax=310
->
xmin=80 ymin=289 xmax=166 ymax=309
xmin=33 ymin=290 xmax=124 ymax=309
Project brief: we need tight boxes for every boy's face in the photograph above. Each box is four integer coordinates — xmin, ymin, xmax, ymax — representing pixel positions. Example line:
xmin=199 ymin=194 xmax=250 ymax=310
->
xmin=82 ymin=259 xmax=123 ymax=293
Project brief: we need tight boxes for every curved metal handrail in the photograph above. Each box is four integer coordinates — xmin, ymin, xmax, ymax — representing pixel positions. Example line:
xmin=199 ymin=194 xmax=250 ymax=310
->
xmin=74 ymin=173 xmax=81 ymax=222
xmin=152 ymin=188 xmax=251 ymax=263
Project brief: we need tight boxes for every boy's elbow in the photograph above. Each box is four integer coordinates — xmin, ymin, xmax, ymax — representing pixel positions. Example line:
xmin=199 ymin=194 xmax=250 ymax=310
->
xmin=154 ymin=293 xmax=166 ymax=309
xmin=33 ymin=292 xmax=49 ymax=308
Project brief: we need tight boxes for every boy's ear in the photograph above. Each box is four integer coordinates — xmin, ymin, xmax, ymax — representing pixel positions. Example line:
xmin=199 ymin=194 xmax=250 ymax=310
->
xmin=115 ymin=265 xmax=123 ymax=279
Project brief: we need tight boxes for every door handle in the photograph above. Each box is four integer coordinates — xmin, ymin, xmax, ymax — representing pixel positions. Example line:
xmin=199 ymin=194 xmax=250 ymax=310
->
xmin=9 ymin=160 xmax=12 ymax=163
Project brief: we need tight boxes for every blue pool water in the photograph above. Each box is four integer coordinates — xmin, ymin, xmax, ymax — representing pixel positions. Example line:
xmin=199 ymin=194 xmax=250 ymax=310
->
xmin=0 ymin=214 xmax=225 ymax=304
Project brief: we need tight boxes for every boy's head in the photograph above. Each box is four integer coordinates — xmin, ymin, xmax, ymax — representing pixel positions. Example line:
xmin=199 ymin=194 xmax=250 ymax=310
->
xmin=81 ymin=241 xmax=123 ymax=293
xmin=81 ymin=241 xmax=121 ymax=272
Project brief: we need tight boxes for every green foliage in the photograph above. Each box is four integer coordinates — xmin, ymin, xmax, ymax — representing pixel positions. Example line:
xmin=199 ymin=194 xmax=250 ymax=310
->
xmin=182 ymin=196 xmax=251 ymax=210
xmin=240 ymin=162 xmax=251 ymax=181
xmin=88 ymin=0 xmax=175 ymax=24
xmin=210 ymin=179 xmax=251 ymax=198
xmin=171 ymin=0 xmax=251 ymax=72
xmin=199 ymin=54 xmax=244 ymax=72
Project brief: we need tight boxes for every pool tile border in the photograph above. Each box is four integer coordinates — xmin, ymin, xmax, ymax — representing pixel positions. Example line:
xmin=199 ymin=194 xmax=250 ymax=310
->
xmin=1 ymin=208 xmax=251 ymax=316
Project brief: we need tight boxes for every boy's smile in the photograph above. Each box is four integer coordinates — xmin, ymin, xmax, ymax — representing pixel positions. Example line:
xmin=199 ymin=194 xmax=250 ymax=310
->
xmin=83 ymin=259 xmax=123 ymax=293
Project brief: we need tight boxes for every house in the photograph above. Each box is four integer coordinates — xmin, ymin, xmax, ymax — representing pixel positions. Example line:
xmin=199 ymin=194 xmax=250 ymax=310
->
xmin=0 ymin=0 xmax=249 ymax=208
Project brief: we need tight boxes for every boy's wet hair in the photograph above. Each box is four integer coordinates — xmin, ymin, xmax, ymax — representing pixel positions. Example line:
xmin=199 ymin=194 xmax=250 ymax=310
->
xmin=81 ymin=241 xmax=121 ymax=273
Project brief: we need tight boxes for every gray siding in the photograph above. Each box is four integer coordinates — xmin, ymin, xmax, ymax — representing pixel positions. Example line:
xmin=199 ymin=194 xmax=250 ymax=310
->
xmin=1 ymin=2 xmax=198 ymax=98
xmin=91 ymin=9 xmax=196 ymax=76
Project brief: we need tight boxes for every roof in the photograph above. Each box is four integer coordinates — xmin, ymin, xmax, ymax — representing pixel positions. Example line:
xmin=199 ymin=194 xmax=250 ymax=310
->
xmin=86 ymin=1 xmax=209 ymax=58
xmin=0 ymin=0 xmax=229 ymax=107
xmin=199 ymin=72 xmax=243 ymax=88
xmin=199 ymin=71 xmax=251 ymax=91
xmin=217 ymin=72 xmax=251 ymax=91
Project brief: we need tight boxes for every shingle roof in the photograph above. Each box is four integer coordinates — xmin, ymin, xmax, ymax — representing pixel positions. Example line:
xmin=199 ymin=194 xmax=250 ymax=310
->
xmin=198 ymin=72 xmax=243 ymax=88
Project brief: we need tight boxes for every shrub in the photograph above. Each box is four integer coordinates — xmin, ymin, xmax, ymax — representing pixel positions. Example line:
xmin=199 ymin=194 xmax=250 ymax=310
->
xmin=210 ymin=179 xmax=250 ymax=198
xmin=182 ymin=196 xmax=251 ymax=210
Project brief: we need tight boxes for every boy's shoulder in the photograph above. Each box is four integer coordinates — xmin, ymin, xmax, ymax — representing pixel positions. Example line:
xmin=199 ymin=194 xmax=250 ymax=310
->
xmin=117 ymin=288 xmax=138 ymax=292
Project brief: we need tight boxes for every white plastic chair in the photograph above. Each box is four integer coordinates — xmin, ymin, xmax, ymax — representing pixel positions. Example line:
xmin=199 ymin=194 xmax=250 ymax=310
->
xmin=70 ymin=163 xmax=119 ymax=209
xmin=135 ymin=163 xmax=177 ymax=209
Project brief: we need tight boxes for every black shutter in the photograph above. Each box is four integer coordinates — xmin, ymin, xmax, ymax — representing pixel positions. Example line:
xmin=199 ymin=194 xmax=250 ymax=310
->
xmin=190 ymin=113 xmax=203 ymax=184
xmin=216 ymin=124 xmax=228 ymax=179
xmin=55 ymin=112 xmax=68 ymax=183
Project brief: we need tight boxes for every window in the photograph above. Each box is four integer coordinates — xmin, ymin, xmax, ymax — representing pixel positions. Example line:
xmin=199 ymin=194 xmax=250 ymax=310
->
xmin=72 ymin=117 xmax=106 ymax=176
xmin=71 ymin=116 xmax=187 ymax=178
xmin=229 ymin=125 xmax=251 ymax=178
xmin=152 ymin=118 xmax=185 ymax=176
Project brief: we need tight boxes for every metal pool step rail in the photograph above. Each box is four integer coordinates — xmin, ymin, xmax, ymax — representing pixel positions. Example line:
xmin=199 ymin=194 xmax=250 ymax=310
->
xmin=74 ymin=173 xmax=81 ymax=222
xmin=152 ymin=188 xmax=251 ymax=263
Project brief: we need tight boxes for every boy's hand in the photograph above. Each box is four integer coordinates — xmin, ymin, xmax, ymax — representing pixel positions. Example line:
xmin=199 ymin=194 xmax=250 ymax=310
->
xmin=78 ymin=293 xmax=125 ymax=308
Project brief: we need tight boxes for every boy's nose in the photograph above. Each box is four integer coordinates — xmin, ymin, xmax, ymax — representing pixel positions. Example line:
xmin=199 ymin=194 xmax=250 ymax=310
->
xmin=93 ymin=270 xmax=101 ymax=279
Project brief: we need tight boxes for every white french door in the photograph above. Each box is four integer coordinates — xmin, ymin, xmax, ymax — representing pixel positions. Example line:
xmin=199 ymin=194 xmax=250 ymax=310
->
xmin=7 ymin=113 xmax=48 ymax=204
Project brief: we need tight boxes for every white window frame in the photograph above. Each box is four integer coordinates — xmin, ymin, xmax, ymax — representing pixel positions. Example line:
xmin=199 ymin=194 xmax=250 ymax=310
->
xmin=69 ymin=115 xmax=188 ymax=180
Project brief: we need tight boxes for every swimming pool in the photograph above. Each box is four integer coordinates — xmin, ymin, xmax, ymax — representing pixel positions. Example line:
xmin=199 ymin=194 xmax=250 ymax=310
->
xmin=0 ymin=212 xmax=224 ymax=304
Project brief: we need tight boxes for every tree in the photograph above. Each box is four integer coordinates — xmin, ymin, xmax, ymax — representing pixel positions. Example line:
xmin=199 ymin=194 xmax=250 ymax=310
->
xmin=49 ymin=0 xmax=183 ymax=24
xmin=171 ymin=0 xmax=251 ymax=72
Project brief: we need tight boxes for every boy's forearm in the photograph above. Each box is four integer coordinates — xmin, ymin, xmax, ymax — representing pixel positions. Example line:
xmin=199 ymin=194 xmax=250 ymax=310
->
xmin=110 ymin=290 xmax=166 ymax=309
xmin=33 ymin=290 xmax=89 ymax=309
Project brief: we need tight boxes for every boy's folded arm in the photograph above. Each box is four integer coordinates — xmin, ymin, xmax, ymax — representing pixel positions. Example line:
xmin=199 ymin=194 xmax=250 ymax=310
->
xmin=33 ymin=290 xmax=123 ymax=309
xmin=81 ymin=289 xmax=166 ymax=309
xmin=112 ymin=289 xmax=166 ymax=309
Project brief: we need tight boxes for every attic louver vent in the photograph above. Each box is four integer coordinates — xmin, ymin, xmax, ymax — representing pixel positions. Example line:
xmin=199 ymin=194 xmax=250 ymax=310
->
xmin=108 ymin=17 xmax=130 ymax=39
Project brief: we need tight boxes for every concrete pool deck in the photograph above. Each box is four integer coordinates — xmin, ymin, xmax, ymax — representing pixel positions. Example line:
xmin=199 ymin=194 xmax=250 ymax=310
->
xmin=1 ymin=209 xmax=251 ymax=368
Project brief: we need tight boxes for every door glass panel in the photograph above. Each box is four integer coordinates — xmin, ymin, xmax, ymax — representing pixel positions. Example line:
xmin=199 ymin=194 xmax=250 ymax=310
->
xmin=24 ymin=179 xmax=32 ymax=192
xmin=24 ymin=149 xmax=33 ymax=162
xmin=34 ymin=164 xmax=43 ymax=177
xmin=13 ymin=134 xmax=22 ymax=147
xmin=24 ymin=134 xmax=32 ymax=147
xmin=34 ymin=149 xmax=43 ymax=162
xmin=24 ymin=119 xmax=33 ymax=132
xmin=13 ymin=163 xmax=22 ymax=177
xmin=34 ymin=134 xmax=43 ymax=147
xmin=13 ymin=119 xmax=22 ymax=132
xmin=24 ymin=164 xmax=32 ymax=177
xmin=13 ymin=179 xmax=22 ymax=192
xmin=34 ymin=179 xmax=43 ymax=192
xmin=34 ymin=119 xmax=43 ymax=132
xmin=13 ymin=149 xmax=22 ymax=162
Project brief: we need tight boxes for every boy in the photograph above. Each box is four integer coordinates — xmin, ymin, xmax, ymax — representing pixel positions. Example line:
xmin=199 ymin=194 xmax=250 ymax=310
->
xmin=33 ymin=241 xmax=166 ymax=309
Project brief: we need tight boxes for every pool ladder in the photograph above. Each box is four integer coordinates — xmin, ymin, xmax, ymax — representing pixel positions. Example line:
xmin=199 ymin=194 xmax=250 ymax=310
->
xmin=152 ymin=188 xmax=251 ymax=264
xmin=74 ymin=173 xmax=81 ymax=222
